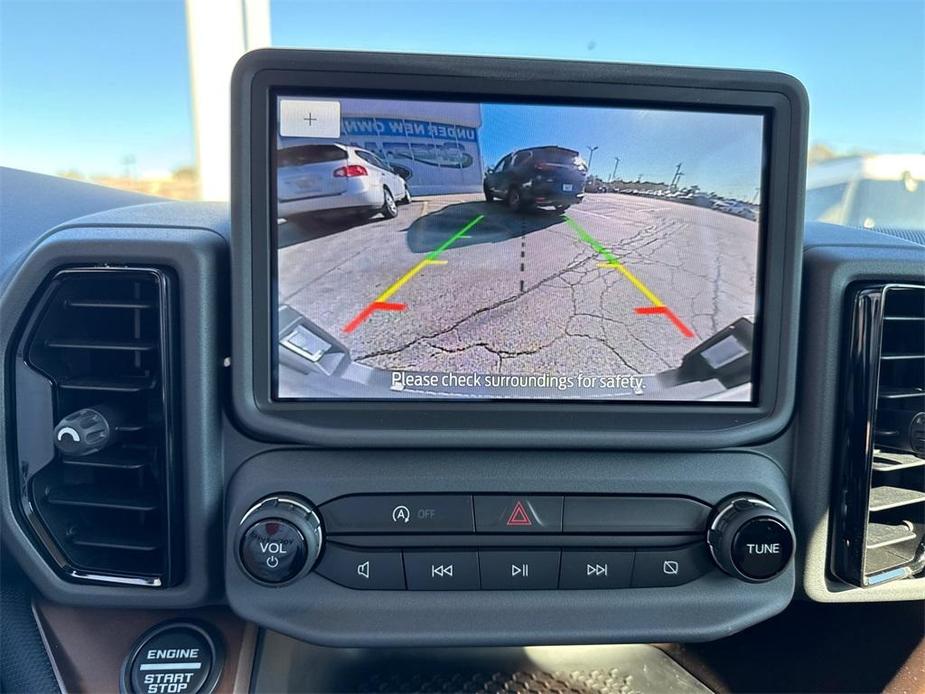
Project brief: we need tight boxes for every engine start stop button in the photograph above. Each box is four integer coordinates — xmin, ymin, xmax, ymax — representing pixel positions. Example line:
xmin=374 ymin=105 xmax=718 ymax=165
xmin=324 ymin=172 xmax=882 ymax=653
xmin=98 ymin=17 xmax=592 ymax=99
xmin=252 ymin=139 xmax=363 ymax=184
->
xmin=122 ymin=621 xmax=223 ymax=694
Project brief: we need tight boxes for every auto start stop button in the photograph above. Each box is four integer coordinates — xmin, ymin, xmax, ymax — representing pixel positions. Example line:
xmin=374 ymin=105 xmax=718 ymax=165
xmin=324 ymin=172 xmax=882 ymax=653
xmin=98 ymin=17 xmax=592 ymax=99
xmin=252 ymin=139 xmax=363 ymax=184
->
xmin=122 ymin=621 xmax=223 ymax=694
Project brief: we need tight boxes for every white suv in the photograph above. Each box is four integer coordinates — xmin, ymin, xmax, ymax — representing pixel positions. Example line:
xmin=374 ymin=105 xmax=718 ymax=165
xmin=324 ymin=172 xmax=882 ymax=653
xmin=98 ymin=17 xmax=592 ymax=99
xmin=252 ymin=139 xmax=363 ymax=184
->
xmin=806 ymin=154 xmax=924 ymax=231
xmin=277 ymin=143 xmax=411 ymax=220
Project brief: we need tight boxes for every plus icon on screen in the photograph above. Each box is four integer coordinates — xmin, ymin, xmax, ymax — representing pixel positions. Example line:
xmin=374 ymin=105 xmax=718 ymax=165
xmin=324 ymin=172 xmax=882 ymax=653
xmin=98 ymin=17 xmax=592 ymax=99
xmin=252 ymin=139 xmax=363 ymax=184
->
xmin=279 ymin=99 xmax=340 ymax=138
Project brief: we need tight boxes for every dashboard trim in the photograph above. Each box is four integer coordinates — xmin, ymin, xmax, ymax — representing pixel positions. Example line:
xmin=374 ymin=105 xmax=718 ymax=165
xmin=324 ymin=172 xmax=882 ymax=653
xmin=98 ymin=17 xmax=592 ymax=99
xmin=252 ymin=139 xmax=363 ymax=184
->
xmin=11 ymin=266 xmax=176 ymax=588
xmin=795 ymin=225 xmax=925 ymax=603
xmin=0 ymin=219 xmax=227 ymax=607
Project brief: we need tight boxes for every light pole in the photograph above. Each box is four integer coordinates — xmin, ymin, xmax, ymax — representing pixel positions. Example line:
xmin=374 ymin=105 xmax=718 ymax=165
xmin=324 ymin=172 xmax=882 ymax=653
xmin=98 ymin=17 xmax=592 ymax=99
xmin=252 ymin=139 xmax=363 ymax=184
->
xmin=610 ymin=156 xmax=620 ymax=183
xmin=670 ymin=162 xmax=684 ymax=191
xmin=586 ymin=146 xmax=599 ymax=175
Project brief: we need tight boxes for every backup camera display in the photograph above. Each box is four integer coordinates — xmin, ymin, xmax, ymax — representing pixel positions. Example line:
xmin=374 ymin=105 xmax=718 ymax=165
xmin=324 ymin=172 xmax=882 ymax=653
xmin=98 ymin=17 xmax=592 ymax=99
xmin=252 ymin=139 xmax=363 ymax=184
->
xmin=273 ymin=94 xmax=764 ymax=402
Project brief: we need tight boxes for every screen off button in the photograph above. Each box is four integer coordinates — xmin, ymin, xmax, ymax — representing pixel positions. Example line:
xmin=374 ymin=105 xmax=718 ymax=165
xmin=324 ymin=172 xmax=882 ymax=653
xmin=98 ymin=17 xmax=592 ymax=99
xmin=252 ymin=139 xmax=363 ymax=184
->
xmin=279 ymin=98 xmax=341 ymax=138
xmin=631 ymin=544 xmax=711 ymax=587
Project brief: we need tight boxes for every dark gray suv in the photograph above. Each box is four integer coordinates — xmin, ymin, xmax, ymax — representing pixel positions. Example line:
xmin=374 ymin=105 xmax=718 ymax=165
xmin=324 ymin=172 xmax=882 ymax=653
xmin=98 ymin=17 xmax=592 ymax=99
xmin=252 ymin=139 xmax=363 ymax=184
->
xmin=483 ymin=146 xmax=588 ymax=212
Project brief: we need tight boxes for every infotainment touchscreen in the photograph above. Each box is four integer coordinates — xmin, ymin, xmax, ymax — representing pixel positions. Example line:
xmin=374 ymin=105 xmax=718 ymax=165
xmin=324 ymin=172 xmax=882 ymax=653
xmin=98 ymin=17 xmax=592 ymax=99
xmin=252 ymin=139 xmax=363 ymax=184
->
xmin=272 ymin=94 xmax=766 ymax=403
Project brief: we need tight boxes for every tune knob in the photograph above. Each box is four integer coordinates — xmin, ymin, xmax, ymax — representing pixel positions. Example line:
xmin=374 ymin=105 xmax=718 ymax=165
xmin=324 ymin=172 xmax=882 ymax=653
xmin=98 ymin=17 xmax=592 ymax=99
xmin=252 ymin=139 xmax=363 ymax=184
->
xmin=707 ymin=496 xmax=794 ymax=582
xmin=237 ymin=496 xmax=323 ymax=585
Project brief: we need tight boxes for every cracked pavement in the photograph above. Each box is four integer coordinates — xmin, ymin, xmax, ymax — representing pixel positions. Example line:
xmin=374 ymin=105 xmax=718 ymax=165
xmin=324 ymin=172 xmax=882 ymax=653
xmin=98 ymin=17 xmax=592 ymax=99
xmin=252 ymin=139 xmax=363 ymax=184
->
xmin=278 ymin=192 xmax=759 ymax=380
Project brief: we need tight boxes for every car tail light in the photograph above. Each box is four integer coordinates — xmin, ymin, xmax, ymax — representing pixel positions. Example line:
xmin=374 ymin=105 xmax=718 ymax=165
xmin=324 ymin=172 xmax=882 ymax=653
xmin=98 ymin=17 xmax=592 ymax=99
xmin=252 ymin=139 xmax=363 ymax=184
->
xmin=534 ymin=162 xmax=556 ymax=171
xmin=333 ymin=165 xmax=368 ymax=178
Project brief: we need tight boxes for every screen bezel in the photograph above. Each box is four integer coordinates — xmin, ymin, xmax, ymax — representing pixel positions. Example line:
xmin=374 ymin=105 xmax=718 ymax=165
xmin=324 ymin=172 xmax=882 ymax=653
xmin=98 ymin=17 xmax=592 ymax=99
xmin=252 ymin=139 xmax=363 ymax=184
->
xmin=231 ymin=49 xmax=807 ymax=448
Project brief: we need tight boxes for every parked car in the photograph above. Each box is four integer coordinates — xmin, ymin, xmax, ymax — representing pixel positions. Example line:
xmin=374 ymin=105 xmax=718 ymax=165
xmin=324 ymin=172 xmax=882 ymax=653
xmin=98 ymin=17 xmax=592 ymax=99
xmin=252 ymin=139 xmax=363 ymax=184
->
xmin=277 ymin=143 xmax=411 ymax=220
xmin=806 ymin=154 xmax=924 ymax=231
xmin=483 ymin=146 xmax=587 ymax=212
xmin=712 ymin=198 xmax=759 ymax=221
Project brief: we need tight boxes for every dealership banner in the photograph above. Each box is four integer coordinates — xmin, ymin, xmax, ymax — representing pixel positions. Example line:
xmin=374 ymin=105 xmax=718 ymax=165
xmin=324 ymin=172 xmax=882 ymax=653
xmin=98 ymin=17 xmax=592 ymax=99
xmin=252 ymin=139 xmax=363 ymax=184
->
xmin=279 ymin=99 xmax=484 ymax=196
xmin=338 ymin=116 xmax=483 ymax=195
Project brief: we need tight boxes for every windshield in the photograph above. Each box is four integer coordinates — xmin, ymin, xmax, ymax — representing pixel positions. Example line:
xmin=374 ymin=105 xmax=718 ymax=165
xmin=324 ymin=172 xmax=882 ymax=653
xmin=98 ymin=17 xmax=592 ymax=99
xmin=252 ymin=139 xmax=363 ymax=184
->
xmin=2 ymin=0 xmax=923 ymax=231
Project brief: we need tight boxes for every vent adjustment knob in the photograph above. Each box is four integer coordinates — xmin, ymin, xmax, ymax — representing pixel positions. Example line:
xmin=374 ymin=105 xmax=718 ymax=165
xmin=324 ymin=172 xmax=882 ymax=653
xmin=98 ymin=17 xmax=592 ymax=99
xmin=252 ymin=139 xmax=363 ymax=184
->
xmin=707 ymin=496 xmax=794 ymax=582
xmin=237 ymin=496 xmax=323 ymax=584
xmin=53 ymin=406 xmax=118 ymax=457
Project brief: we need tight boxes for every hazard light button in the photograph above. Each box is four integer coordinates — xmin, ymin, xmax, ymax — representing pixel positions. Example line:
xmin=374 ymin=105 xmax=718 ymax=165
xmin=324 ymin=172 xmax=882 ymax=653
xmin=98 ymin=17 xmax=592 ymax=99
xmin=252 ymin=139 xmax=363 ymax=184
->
xmin=473 ymin=496 xmax=563 ymax=533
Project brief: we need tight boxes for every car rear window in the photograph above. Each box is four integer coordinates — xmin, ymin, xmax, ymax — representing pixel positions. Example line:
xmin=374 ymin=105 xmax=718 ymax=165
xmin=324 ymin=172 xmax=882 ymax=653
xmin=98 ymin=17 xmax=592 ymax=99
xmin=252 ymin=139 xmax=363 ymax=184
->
xmin=533 ymin=148 xmax=583 ymax=166
xmin=278 ymin=145 xmax=347 ymax=167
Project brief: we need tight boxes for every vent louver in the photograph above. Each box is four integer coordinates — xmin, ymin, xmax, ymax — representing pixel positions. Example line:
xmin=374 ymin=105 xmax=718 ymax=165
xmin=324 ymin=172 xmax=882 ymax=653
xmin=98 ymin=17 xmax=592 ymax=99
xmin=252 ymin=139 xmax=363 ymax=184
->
xmin=833 ymin=284 xmax=925 ymax=587
xmin=15 ymin=268 xmax=180 ymax=586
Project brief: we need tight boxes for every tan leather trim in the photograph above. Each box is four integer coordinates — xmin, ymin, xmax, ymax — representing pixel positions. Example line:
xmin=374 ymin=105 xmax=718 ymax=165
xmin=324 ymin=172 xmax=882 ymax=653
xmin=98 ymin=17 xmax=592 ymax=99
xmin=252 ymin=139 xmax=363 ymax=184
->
xmin=885 ymin=636 xmax=925 ymax=694
xmin=31 ymin=601 xmax=67 ymax=693
xmin=232 ymin=623 xmax=258 ymax=694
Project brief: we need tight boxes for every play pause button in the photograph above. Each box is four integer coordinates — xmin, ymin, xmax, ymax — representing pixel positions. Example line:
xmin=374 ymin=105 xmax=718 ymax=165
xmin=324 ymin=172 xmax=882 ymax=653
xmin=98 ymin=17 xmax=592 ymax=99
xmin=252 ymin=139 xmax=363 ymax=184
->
xmin=559 ymin=550 xmax=634 ymax=589
xmin=479 ymin=550 xmax=560 ymax=589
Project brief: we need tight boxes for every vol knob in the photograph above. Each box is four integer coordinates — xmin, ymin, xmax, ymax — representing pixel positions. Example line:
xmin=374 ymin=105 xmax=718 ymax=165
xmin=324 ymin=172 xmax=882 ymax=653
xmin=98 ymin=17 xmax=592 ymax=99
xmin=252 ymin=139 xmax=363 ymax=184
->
xmin=707 ymin=496 xmax=794 ymax=582
xmin=237 ymin=496 xmax=323 ymax=585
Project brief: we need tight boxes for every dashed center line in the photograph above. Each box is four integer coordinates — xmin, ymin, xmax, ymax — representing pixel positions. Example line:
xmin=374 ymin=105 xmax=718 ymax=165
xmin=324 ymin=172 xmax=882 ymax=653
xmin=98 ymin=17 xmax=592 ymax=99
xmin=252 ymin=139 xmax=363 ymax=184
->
xmin=519 ymin=221 xmax=526 ymax=293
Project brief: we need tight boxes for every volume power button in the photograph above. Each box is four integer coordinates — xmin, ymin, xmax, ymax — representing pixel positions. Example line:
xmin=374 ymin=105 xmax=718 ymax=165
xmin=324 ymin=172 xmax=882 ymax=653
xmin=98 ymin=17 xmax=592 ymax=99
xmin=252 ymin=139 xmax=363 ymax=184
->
xmin=238 ymin=496 xmax=323 ymax=584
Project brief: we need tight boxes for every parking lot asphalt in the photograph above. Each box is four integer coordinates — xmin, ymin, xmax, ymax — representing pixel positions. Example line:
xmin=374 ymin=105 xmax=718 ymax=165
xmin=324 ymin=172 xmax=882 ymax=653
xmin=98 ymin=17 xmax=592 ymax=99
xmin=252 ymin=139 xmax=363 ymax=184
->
xmin=278 ymin=192 xmax=759 ymax=377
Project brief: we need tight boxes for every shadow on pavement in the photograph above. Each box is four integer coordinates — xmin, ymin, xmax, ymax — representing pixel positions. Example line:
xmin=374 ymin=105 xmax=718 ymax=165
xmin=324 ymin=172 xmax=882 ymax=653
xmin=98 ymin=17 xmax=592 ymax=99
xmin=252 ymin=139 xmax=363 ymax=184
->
xmin=406 ymin=200 xmax=562 ymax=254
xmin=278 ymin=211 xmax=385 ymax=249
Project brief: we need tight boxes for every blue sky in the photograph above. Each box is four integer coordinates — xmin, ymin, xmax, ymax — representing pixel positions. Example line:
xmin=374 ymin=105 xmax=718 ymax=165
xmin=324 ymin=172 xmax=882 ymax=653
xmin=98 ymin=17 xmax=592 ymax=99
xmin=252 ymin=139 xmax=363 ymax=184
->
xmin=1 ymin=0 xmax=194 ymax=177
xmin=2 ymin=0 xmax=923 ymax=178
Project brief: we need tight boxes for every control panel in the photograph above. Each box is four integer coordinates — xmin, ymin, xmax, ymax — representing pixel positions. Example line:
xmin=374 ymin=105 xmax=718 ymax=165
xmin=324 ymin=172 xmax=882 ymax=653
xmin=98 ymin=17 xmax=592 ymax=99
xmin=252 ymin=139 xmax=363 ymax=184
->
xmin=236 ymin=493 xmax=792 ymax=591
xmin=223 ymin=450 xmax=796 ymax=646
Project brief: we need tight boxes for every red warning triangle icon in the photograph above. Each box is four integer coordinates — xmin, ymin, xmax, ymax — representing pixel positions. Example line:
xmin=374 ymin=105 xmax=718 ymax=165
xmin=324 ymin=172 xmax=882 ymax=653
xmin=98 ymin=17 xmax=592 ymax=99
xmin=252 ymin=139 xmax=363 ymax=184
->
xmin=506 ymin=500 xmax=533 ymax=526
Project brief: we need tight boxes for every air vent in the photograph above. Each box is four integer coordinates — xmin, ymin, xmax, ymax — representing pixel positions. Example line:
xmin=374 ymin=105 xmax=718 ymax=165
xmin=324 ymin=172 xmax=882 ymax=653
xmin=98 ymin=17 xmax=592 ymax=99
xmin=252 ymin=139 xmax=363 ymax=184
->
xmin=833 ymin=284 xmax=925 ymax=587
xmin=13 ymin=268 xmax=180 ymax=586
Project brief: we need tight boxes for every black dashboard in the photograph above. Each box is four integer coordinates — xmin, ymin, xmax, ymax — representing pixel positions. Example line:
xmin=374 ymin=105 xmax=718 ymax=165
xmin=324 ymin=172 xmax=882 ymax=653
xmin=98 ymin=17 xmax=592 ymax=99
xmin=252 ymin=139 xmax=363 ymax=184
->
xmin=1 ymin=52 xmax=923 ymax=676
